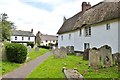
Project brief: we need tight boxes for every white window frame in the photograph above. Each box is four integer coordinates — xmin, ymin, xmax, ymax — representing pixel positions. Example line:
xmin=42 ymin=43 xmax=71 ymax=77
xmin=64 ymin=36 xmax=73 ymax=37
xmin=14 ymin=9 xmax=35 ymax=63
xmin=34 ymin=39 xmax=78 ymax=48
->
xmin=85 ymin=27 xmax=91 ymax=37
xmin=106 ymin=23 xmax=110 ymax=30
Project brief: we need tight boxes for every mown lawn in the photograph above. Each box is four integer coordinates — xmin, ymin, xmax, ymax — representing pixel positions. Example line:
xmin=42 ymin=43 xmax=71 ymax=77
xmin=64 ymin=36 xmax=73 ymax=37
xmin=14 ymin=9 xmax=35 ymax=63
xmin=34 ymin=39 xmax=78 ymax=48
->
xmin=27 ymin=55 xmax=120 ymax=78
xmin=1 ymin=48 xmax=49 ymax=75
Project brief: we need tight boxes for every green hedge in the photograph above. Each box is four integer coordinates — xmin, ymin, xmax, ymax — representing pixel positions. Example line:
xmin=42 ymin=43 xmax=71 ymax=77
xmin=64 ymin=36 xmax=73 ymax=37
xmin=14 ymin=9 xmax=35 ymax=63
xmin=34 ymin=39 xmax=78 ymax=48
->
xmin=5 ymin=43 xmax=27 ymax=63
xmin=27 ymin=42 xmax=34 ymax=48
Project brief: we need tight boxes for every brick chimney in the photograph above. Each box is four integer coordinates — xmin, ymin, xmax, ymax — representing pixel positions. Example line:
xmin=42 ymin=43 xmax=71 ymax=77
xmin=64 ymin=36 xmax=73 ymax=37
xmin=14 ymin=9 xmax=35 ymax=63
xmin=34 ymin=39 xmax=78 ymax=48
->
xmin=31 ymin=29 xmax=33 ymax=33
xmin=82 ymin=2 xmax=91 ymax=13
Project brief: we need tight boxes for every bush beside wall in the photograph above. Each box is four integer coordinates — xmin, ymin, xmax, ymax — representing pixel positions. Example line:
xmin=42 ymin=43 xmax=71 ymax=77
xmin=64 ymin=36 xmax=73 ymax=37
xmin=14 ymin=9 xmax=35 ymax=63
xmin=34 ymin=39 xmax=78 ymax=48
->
xmin=5 ymin=43 xmax=27 ymax=63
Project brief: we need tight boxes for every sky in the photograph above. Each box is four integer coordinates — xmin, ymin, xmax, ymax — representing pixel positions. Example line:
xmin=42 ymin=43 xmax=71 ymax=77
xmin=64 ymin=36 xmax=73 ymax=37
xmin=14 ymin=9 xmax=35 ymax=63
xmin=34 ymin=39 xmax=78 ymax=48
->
xmin=0 ymin=0 xmax=103 ymax=35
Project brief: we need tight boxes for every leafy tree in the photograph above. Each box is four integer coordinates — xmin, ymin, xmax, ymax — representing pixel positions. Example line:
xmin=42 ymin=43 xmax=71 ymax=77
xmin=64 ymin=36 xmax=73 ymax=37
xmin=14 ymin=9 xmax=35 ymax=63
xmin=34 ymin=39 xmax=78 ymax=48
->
xmin=0 ymin=13 xmax=15 ymax=41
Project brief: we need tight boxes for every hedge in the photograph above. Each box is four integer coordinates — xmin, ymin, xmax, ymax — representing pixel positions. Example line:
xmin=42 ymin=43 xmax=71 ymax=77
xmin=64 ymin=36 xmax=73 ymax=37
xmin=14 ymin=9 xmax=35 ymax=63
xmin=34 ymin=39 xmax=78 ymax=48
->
xmin=5 ymin=43 xmax=27 ymax=63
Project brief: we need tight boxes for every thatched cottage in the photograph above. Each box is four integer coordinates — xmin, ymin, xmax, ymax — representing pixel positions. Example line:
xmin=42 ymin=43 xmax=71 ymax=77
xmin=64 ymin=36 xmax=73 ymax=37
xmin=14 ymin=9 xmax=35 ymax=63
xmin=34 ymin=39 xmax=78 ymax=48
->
xmin=57 ymin=1 xmax=120 ymax=53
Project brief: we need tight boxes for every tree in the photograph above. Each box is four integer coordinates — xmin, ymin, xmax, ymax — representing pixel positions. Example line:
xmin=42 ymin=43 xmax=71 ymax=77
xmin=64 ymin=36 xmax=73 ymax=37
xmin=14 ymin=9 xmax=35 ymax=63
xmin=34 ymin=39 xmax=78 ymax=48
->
xmin=0 ymin=13 xmax=15 ymax=41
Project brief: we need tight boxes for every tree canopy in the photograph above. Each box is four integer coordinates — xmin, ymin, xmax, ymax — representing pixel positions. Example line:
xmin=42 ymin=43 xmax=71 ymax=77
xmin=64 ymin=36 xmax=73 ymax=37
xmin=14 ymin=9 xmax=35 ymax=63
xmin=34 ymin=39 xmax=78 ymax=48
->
xmin=0 ymin=13 xmax=16 ymax=41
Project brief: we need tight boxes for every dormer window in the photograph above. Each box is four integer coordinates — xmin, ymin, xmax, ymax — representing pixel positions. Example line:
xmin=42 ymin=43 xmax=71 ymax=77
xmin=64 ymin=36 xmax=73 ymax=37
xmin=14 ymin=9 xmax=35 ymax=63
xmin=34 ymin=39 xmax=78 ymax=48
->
xmin=79 ymin=29 xmax=82 ymax=36
xmin=85 ymin=27 xmax=91 ymax=37
xmin=106 ymin=23 xmax=110 ymax=30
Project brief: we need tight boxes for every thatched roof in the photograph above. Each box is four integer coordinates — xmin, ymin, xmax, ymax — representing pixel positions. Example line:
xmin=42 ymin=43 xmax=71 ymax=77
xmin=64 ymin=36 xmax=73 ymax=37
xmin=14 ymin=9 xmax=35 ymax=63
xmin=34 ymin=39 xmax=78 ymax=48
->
xmin=73 ymin=2 xmax=120 ymax=29
xmin=57 ymin=12 xmax=83 ymax=34
xmin=57 ymin=1 xmax=120 ymax=34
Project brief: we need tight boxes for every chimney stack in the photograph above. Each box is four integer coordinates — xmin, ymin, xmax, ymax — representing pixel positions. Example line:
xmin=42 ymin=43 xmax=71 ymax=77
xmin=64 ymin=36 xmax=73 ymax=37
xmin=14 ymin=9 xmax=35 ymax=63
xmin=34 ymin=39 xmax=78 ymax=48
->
xmin=31 ymin=29 xmax=33 ymax=33
xmin=82 ymin=2 xmax=91 ymax=13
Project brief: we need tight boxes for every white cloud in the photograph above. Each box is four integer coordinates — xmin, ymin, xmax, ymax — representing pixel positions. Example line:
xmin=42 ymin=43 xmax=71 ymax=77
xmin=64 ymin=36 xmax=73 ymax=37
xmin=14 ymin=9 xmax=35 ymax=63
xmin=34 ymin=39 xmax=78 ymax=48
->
xmin=0 ymin=0 xmax=103 ymax=35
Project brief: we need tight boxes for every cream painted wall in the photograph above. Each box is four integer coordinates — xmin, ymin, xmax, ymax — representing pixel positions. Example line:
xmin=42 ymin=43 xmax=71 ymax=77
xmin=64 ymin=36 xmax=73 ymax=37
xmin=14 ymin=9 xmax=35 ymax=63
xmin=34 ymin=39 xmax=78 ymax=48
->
xmin=11 ymin=36 xmax=35 ymax=42
xmin=58 ymin=19 xmax=119 ymax=54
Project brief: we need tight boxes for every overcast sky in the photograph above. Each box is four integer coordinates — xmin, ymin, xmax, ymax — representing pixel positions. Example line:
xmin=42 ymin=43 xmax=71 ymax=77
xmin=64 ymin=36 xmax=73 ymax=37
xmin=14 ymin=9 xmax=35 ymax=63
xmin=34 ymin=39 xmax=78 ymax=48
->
xmin=0 ymin=0 xmax=103 ymax=35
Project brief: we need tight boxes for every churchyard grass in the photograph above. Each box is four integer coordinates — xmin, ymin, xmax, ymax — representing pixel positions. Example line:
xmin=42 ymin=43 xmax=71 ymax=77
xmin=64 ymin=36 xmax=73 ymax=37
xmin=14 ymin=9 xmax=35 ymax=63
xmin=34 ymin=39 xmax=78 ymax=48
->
xmin=1 ymin=48 xmax=49 ymax=75
xmin=27 ymin=55 xmax=119 ymax=78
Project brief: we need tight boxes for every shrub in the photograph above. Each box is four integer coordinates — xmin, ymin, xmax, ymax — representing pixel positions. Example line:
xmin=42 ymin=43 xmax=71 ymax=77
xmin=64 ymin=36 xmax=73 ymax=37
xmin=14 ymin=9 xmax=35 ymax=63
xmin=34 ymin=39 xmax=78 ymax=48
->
xmin=27 ymin=42 xmax=34 ymax=48
xmin=38 ymin=46 xmax=50 ymax=49
xmin=5 ymin=43 xmax=27 ymax=63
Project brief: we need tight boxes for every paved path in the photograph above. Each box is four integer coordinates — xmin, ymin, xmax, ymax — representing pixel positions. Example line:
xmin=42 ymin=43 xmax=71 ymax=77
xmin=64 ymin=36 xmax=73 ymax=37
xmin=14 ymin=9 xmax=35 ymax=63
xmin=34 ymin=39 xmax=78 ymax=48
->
xmin=2 ymin=51 xmax=52 ymax=79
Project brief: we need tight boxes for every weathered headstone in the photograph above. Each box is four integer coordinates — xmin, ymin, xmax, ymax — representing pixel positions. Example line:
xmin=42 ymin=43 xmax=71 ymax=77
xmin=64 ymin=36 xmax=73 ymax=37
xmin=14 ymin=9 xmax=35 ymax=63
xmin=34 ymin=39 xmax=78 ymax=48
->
xmin=35 ymin=46 xmax=39 ymax=52
xmin=63 ymin=67 xmax=84 ymax=80
xmin=27 ymin=46 xmax=32 ymax=53
xmin=66 ymin=46 xmax=74 ymax=55
xmin=99 ymin=45 xmax=113 ymax=68
xmin=83 ymin=48 xmax=90 ymax=60
xmin=0 ymin=43 xmax=7 ymax=61
xmin=89 ymin=47 xmax=100 ymax=69
xmin=53 ymin=47 xmax=67 ymax=58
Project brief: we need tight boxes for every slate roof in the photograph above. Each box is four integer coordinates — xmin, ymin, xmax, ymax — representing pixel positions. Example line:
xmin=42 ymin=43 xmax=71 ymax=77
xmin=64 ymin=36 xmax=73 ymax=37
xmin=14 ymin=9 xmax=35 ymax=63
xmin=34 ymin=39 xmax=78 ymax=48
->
xmin=57 ymin=1 xmax=120 ymax=34
xmin=12 ymin=30 xmax=35 ymax=37
xmin=41 ymin=34 xmax=58 ymax=41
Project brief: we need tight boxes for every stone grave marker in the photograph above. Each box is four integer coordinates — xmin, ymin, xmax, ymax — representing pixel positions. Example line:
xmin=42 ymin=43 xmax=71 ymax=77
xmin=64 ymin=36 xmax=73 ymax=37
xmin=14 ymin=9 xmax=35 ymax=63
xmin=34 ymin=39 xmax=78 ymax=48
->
xmin=89 ymin=47 xmax=100 ymax=69
xmin=63 ymin=67 xmax=84 ymax=80
xmin=53 ymin=47 xmax=67 ymax=58
xmin=83 ymin=48 xmax=90 ymax=60
xmin=27 ymin=46 xmax=32 ymax=53
xmin=112 ymin=53 xmax=120 ymax=71
xmin=66 ymin=46 xmax=74 ymax=55
xmin=35 ymin=46 xmax=39 ymax=52
xmin=0 ymin=43 xmax=7 ymax=60
xmin=99 ymin=45 xmax=113 ymax=68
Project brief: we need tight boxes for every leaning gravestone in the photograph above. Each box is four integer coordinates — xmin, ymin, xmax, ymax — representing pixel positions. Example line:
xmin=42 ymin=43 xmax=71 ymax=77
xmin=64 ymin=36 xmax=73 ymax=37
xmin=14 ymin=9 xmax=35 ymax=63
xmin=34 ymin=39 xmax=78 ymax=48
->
xmin=53 ymin=47 xmax=67 ymax=58
xmin=99 ymin=45 xmax=113 ymax=68
xmin=35 ymin=46 xmax=39 ymax=52
xmin=83 ymin=48 xmax=90 ymax=60
xmin=89 ymin=47 xmax=100 ymax=69
xmin=27 ymin=46 xmax=32 ymax=53
xmin=66 ymin=46 xmax=74 ymax=55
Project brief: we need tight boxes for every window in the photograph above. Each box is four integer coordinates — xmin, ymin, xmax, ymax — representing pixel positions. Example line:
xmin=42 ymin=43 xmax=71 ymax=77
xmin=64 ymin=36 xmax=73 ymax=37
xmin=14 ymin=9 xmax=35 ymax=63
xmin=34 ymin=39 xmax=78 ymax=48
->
xmin=15 ymin=36 xmax=17 ymax=40
xmin=46 ymin=40 xmax=48 ymax=42
xmin=61 ymin=35 xmax=63 ymax=41
xmin=106 ymin=24 xmax=110 ymax=30
xmin=79 ymin=29 xmax=82 ymax=36
xmin=22 ymin=37 xmax=24 ymax=40
xmin=69 ymin=34 xmax=71 ymax=40
xmin=28 ymin=37 xmax=30 ymax=40
xmin=85 ymin=27 xmax=91 ymax=37
xmin=84 ymin=43 xmax=90 ymax=50
xmin=53 ymin=40 xmax=55 ymax=42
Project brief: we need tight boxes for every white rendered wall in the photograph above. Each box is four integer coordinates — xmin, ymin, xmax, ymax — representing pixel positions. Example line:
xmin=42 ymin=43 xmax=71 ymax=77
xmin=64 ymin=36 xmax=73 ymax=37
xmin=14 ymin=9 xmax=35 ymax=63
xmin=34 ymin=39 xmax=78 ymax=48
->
xmin=11 ymin=36 xmax=35 ymax=43
xmin=58 ymin=31 xmax=74 ymax=48
xmin=58 ymin=19 xmax=119 ymax=53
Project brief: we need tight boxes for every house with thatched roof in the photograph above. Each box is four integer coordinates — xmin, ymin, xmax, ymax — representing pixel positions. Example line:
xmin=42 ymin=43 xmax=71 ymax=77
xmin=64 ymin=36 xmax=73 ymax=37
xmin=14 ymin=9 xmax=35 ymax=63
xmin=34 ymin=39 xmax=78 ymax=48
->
xmin=57 ymin=1 xmax=120 ymax=53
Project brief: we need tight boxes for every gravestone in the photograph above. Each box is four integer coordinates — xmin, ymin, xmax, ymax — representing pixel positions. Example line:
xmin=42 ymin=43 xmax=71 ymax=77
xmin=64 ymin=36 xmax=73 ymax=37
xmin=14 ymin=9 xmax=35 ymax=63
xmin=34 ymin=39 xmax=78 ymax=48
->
xmin=89 ymin=47 xmax=100 ymax=69
xmin=83 ymin=48 xmax=90 ymax=60
xmin=63 ymin=67 xmax=84 ymax=80
xmin=35 ymin=46 xmax=39 ymax=52
xmin=0 ymin=43 xmax=7 ymax=60
xmin=27 ymin=46 xmax=32 ymax=53
xmin=66 ymin=46 xmax=74 ymax=55
xmin=99 ymin=45 xmax=113 ymax=68
xmin=53 ymin=47 xmax=67 ymax=58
